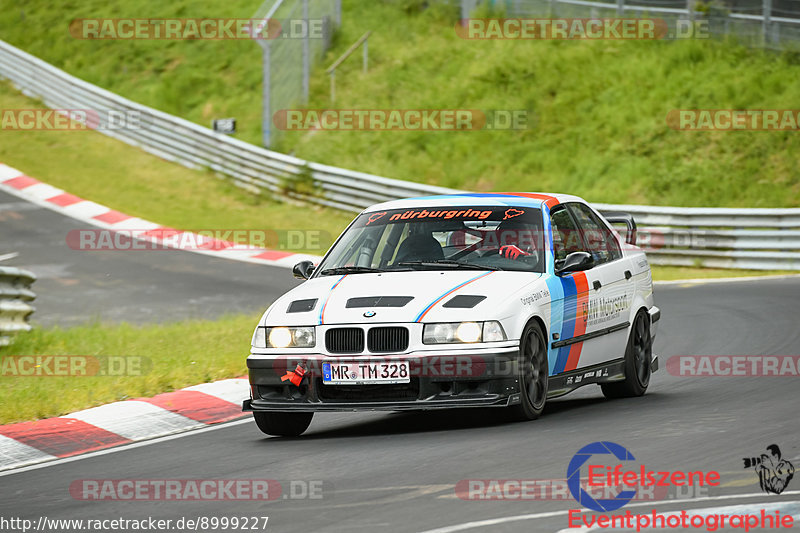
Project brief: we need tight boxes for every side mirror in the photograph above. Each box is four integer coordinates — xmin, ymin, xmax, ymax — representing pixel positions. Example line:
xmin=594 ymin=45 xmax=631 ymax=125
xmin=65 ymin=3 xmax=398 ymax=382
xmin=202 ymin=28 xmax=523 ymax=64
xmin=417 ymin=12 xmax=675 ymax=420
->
xmin=292 ymin=260 xmax=315 ymax=280
xmin=602 ymin=211 xmax=637 ymax=245
xmin=555 ymin=251 xmax=594 ymax=275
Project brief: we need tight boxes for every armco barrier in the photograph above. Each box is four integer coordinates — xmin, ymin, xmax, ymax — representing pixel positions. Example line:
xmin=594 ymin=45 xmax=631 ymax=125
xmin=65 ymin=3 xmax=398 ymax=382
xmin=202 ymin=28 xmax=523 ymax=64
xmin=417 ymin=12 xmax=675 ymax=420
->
xmin=1 ymin=39 xmax=798 ymax=270
xmin=0 ymin=266 xmax=36 ymax=346
xmin=0 ymin=39 xmax=457 ymax=213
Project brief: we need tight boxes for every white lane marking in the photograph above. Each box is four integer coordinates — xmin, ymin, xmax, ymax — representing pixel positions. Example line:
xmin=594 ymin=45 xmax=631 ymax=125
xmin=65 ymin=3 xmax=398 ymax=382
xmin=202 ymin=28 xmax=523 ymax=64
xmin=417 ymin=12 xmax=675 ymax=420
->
xmin=65 ymin=400 xmax=202 ymax=441
xmin=416 ymin=490 xmax=800 ymax=533
xmin=654 ymin=273 xmax=800 ymax=286
xmin=0 ymin=434 xmax=55 ymax=470
xmin=273 ymin=253 xmax=324 ymax=266
xmin=61 ymin=200 xmax=111 ymax=219
xmin=183 ymin=378 xmax=249 ymax=405
xmin=109 ymin=217 xmax=161 ymax=231
xmin=0 ymin=417 xmax=253 ymax=477
xmin=0 ymin=164 xmax=24 ymax=181
xmin=21 ymin=183 xmax=64 ymax=200
xmin=0 ymin=252 xmax=20 ymax=262
xmin=556 ymin=500 xmax=800 ymax=532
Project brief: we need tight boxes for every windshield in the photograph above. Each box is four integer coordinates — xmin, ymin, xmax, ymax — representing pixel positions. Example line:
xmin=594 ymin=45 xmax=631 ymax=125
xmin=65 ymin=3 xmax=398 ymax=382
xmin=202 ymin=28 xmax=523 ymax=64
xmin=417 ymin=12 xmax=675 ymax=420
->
xmin=316 ymin=205 xmax=545 ymax=275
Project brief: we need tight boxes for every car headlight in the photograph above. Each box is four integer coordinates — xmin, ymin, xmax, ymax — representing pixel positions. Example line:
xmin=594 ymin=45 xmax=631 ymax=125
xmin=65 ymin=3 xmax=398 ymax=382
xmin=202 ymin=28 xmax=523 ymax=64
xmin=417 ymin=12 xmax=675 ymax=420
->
xmin=482 ymin=321 xmax=507 ymax=342
xmin=252 ymin=326 xmax=316 ymax=348
xmin=422 ymin=321 xmax=507 ymax=344
xmin=252 ymin=326 xmax=267 ymax=347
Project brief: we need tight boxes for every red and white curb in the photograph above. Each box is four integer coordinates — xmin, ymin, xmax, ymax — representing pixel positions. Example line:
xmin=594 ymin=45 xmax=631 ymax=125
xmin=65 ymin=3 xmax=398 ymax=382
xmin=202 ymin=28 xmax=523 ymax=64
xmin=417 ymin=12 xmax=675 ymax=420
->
xmin=0 ymin=378 xmax=250 ymax=472
xmin=0 ymin=163 xmax=323 ymax=268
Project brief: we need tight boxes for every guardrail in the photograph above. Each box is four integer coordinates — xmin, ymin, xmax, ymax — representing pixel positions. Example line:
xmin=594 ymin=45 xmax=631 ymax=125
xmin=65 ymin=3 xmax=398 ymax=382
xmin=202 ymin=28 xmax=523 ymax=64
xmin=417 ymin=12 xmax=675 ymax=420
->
xmin=0 ymin=40 xmax=457 ymax=214
xmin=0 ymin=38 xmax=798 ymax=270
xmin=0 ymin=267 xmax=36 ymax=346
xmin=593 ymin=204 xmax=800 ymax=270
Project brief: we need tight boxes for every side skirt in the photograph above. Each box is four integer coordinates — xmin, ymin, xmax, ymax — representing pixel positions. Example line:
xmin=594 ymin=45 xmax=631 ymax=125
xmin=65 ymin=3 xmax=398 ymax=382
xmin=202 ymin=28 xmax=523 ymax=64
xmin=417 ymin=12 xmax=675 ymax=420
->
xmin=547 ymin=358 xmax=625 ymax=399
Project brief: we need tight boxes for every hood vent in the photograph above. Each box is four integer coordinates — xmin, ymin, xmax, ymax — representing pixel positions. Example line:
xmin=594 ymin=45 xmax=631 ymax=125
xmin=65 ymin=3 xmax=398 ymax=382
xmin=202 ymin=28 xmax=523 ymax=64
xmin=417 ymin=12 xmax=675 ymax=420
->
xmin=442 ymin=295 xmax=486 ymax=309
xmin=287 ymin=298 xmax=318 ymax=313
xmin=345 ymin=296 xmax=414 ymax=308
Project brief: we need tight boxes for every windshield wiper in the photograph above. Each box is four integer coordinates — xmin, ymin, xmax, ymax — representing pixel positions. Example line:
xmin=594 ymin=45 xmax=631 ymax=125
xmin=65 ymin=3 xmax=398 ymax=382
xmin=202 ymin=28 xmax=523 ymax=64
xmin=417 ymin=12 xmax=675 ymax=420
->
xmin=396 ymin=260 xmax=503 ymax=271
xmin=318 ymin=266 xmax=384 ymax=276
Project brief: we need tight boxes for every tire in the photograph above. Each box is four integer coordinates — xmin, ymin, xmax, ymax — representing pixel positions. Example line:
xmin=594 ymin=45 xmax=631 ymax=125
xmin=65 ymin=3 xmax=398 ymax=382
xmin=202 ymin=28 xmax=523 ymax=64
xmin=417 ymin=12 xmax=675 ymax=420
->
xmin=601 ymin=310 xmax=652 ymax=399
xmin=253 ymin=411 xmax=314 ymax=437
xmin=510 ymin=321 xmax=548 ymax=420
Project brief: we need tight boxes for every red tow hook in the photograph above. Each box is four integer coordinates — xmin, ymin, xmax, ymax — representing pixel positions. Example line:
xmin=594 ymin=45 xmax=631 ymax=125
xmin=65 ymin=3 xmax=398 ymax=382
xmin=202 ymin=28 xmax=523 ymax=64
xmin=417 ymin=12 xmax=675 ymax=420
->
xmin=281 ymin=364 xmax=308 ymax=387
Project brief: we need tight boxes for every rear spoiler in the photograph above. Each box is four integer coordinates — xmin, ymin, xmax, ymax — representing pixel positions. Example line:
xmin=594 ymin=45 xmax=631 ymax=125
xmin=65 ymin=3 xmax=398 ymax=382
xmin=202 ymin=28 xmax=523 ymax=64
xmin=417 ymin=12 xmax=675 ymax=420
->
xmin=601 ymin=211 xmax=637 ymax=245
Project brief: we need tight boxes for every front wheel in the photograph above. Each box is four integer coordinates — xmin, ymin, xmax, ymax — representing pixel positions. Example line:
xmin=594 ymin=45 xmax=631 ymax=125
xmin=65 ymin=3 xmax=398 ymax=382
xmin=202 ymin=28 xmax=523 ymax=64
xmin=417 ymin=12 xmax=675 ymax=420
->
xmin=601 ymin=310 xmax=652 ymax=399
xmin=509 ymin=321 xmax=548 ymax=420
xmin=253 ymin=411 xmax=313 ymax=437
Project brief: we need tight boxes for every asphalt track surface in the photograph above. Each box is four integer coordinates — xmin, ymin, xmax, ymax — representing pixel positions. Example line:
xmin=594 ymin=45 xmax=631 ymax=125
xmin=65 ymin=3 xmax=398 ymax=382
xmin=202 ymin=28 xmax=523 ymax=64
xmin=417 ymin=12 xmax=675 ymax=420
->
xmin=2 ymin=190 xmax=799 ymax=532
xmin=0 ymin=189 xmax=301 ymax=325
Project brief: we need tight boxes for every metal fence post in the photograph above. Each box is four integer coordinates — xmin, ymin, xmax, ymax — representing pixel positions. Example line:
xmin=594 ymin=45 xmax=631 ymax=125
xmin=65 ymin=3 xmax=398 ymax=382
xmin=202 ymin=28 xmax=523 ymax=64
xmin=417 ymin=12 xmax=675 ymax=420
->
xmin=617 ymin=0 xmax=624 ymax=17
xmin=327 ymin=31 xmax=372 ymax=104
xmin=363 ymin=37 xmax=368 ymax=73
xmin=302 ymin=0 xmax=310 ymax=102
xmin=763 ymin=0 xmax=772 ymax=43
xmin=335 ymin=0 xmax=342 ymax=26
xmin=261 ymin=41 xmax=272 ymax=148
xmin=687 ymin=0 xmax=695 ymax=22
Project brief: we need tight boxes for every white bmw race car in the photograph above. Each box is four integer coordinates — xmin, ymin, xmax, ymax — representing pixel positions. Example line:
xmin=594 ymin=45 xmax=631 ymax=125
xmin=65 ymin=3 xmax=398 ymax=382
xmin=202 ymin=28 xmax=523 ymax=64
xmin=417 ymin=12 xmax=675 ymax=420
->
xmin=244 ymin=193 xmax=660 ymax=436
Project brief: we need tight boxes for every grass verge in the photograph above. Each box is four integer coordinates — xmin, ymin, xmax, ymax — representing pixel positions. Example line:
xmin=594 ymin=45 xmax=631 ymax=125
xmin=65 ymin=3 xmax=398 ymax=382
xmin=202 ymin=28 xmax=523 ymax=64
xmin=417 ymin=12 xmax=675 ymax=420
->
xmin=0 ymin=314 xmax=258 ymax=424
xmin=1 ymin=0 xmax=798 ymax=206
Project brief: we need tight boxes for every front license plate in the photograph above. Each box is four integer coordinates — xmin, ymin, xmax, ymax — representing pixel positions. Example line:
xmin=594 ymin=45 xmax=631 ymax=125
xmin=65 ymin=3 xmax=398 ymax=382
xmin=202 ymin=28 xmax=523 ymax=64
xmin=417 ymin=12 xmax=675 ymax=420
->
xmin=322 ymin=361 xmax=410 ymax=384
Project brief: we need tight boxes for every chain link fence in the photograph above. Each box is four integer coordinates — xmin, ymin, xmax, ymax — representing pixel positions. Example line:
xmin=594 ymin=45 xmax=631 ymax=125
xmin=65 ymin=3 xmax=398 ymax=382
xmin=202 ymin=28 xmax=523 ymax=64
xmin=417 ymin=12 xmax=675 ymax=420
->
xmin=253 ymin=0 xmax=341 ymax=147
xmin=465 ymin=0 xmax=800 ymax=48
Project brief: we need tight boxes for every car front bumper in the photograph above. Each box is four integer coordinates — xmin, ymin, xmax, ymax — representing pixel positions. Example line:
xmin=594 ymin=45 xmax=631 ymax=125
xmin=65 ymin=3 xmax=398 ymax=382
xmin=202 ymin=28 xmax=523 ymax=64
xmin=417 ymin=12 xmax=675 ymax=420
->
xmin=244 ymin=346 xmax=522 ymax=413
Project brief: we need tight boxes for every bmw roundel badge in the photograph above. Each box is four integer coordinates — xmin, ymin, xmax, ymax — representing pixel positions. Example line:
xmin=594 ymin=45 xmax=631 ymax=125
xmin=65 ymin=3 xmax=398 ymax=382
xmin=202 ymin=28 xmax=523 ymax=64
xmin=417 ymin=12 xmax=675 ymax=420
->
xmin=363 ymin=311 xmax=376 ymax=318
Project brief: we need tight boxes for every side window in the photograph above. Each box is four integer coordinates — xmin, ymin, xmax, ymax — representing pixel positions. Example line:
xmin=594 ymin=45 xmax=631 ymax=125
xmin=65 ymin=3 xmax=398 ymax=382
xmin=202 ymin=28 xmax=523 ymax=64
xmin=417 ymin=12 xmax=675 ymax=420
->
xmin=550 ymin=207 xmax=583 ymax=261
xmin=567 ymin=203 xmax=622 ymax=264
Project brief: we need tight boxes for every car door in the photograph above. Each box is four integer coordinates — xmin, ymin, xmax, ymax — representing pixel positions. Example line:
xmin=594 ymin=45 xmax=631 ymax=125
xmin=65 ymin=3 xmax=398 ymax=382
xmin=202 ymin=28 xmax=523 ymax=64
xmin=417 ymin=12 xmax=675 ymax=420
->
xmin=563 ymin=202 xmax=633 ymax=370
xmin=548 ymin=205 xmax=596 ymax=375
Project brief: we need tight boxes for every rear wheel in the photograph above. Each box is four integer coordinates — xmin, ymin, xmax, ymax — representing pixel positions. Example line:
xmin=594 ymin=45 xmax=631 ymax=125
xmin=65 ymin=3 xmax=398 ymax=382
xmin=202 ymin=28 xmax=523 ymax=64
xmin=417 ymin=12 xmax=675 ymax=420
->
xmin=253 ymin=411 xmax=314 ymax=437
xmin=601 ymin=310 xmax=651 ymax=399
xmin=510 ymin=321 xmax=548 ymax=420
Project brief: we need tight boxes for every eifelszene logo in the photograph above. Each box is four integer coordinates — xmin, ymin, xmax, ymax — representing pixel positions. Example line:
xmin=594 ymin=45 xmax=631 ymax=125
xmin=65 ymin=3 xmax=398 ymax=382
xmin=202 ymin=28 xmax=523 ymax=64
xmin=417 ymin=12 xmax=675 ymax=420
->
xmin=744 ymin=444 xmax=795 ymax=494
xmin=568 ymin=441 xmax=637 ymax=511
xmin=567 ymin=441 xmax=721 ymax=512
